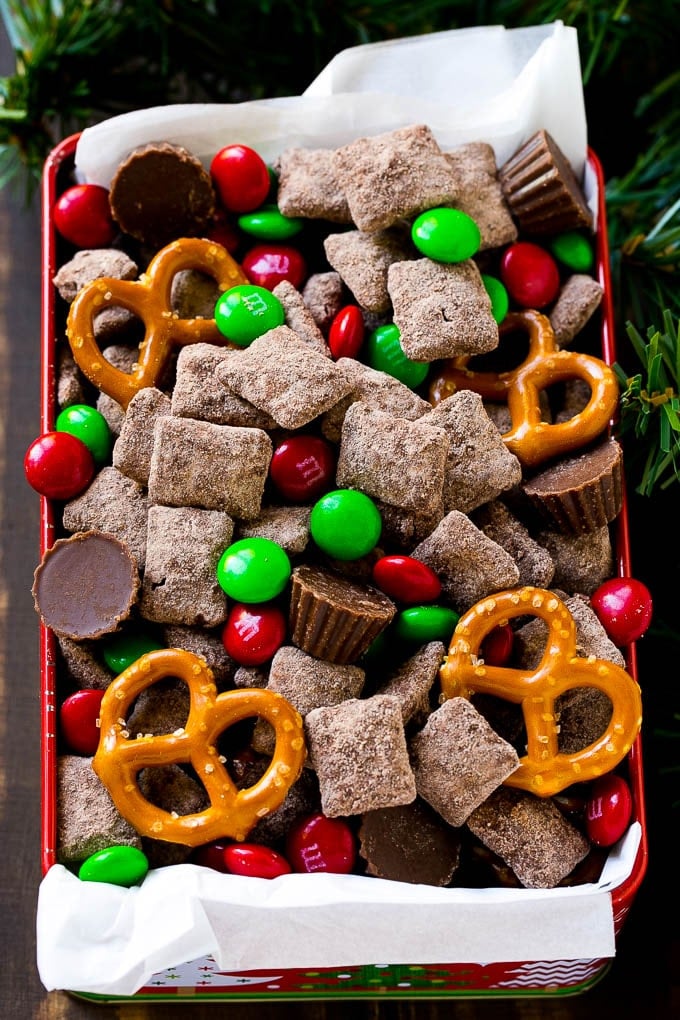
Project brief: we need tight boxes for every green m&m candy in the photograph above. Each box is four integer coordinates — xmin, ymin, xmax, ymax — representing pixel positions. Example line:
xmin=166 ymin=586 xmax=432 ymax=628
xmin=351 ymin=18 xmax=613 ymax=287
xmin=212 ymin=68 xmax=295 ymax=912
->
xmin=481 ymin=274 xmax=510 ymax=324
xmin=365 ymin=324 xmax=429 ymax=389
xmin=394 ymin=605 xmax=460 ymax=644
xmin=411 ymin=207 xmax=481 ymax=263
xmin=55 ymin=404 xmax=112 ymax=464
xmin=78 ymin=845 xmax=149 ymax=887
xmin=101 ymin=631 xmax=164 ymax=673
xmin=548 ymin=231 xmax=594 ymax=272
xmin=216 ymin=537 xmax=291 ymax=602
xmin=237 ymin=204 xmax=303 ymax=240
xmin=310 ymin=489 xmax=382 ymax=560
xmin=214 ymin=284 xmax=285 ymax=347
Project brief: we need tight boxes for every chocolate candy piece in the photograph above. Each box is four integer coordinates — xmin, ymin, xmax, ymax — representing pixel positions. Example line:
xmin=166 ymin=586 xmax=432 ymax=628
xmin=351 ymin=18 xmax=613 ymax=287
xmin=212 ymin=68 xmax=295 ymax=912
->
xmin=289 ymin=564 xmax=396 ymax=664
xmin=466 ymin=786 xmax=591 ymax=889
xmin=498 ymin=129 xmax=593 ymax=236
xmin=522 ymin=437 xmax=623 ymax=535
xmin=359 ymin=799 xmax=462 ymax=886
xmin=109 ymin=142 xmax=215 ymax=246
xmin=32 ymin=530 xmax=139 ymax=640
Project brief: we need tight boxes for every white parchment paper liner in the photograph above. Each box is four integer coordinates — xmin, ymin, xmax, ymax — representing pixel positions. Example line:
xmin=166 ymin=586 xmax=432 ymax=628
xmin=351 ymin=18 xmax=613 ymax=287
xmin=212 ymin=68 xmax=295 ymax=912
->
xmin=38 ymin=22 xmax=633 ymax=996
xmin=37 ymin=825 xmax=640 ymax=995
xmin=74 ymin=21 xmax=588 ymax=184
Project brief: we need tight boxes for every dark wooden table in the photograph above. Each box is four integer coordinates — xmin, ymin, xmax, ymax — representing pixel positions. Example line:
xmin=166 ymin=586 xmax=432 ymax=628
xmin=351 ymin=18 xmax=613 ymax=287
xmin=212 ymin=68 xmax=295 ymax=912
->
xmin=1 ymin=19 xmax=677 ymax=1020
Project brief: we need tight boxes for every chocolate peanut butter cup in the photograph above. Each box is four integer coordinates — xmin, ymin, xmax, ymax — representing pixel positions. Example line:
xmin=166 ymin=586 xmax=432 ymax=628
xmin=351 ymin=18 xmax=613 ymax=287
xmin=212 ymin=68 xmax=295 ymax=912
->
xmin=498 ymin=129 xmax=592 ymax=235
xmin=289 ymin=564 xmax=396 ymax=664
xmin=522 ymin=437 xmax=623 ymax=535
xmin=32 ymin=530 xmax=139 ymax=640
xmin=109 ymin=141 xmax=216 ymax=247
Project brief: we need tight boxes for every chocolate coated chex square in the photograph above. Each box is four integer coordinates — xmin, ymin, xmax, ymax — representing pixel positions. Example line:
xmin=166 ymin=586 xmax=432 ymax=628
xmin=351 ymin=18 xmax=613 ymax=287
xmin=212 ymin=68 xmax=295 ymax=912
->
xmin=388 ymin=258 xmax=498 ymax=360
xmin=336 ymin=401 xmax=449 ymax=515
xmin=215 ymin=326 xmax=354 ymax=429
xmin=332 ymin=124 xmax=460 ymax=232
xmin=147 ymin=416 xmax=272 ymax=519
xmin=305 ymin=695 xmax=417 ymax=816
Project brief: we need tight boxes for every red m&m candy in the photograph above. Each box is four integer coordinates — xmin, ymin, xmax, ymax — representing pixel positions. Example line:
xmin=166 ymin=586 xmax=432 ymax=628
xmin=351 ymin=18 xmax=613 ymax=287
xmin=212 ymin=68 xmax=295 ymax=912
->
xmin=60 ymin=688 xmax=105 ymax=755
xmin=221 ymin=602 xmax=287 ymax=666
xmin=242 ymin=244 xmax=306 ymax=290
xmin=269 ymin=434 xmax=335 ymax=503
xmin=500 ymin=241 xmax=561 ymax=309
xmin=210 ymin=144 xmax=271 ymax=213
xmin=223 ymin=843 xmax=292 ymax=879
xmin=585 ymin=773 xmax=633 ymax=847
xmin=286 ymin=812 xmax=356 ymax=874
xmin=328 ymin=305 xmax=365 ymax=360
xmin=53 ymin=184 xmax=117 ymax=248
xmin=24 ymin=431 xmax=95 ymax=499
xmin=371 ymin=555 xmax=441 ymax=604
xmin=480 ymin=623 xmax=514 ymax=666
xmin=590 ymin=576 xmax=653 ymax=646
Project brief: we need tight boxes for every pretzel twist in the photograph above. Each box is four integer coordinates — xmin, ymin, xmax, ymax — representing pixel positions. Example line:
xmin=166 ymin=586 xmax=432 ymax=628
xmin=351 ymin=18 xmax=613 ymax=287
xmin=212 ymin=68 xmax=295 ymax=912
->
xmin=428 ymin=309 xmax=619 ymax=467
xmin=93 ymin=648 xmax=306 ymax=845
xmin=66 ymin=237 xmax=248 ymax=410
xmin=440 ymin=587 xmax=642 ymax=797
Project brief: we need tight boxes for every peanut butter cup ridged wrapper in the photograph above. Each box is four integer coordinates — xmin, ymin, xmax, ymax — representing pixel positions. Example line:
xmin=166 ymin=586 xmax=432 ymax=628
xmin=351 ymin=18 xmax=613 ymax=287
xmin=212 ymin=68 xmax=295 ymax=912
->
xmin=498 ymin=129 xmax=593 ymax=235
xmin=289 ymin=564 xmax=396 ymax=664
xmin=522 ymin=438 xmax=623 ymax=535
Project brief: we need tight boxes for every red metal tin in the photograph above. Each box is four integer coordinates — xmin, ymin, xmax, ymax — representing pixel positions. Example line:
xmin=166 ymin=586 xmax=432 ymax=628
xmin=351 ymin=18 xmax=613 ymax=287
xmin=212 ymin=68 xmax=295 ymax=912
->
xmin=39 ymin=134 xmax=647 ymax=1001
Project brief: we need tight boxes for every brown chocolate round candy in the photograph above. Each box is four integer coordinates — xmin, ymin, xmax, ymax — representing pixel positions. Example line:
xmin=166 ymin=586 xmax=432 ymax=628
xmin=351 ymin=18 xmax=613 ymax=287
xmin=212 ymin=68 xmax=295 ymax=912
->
xmin=522 ymin=437 xmax=623 ymax=535
xmin=32 ymin=530 xmax=139 ymax=640
xmin=109 ymin=142 xmax=216 ymax=247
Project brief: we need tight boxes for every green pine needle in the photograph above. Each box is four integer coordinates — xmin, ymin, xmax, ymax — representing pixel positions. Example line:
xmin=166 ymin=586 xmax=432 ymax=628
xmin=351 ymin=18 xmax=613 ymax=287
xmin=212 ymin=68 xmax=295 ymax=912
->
xmin=614 ymin=310 xmax=680 ymax=495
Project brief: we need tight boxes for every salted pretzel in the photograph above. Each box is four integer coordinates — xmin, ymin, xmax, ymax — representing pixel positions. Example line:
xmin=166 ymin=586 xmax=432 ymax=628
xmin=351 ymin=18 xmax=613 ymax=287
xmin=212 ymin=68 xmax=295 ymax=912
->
xmin=440 ymin=586 xmax=642 ymax=797
xmin=428 ymin=308 xmax=619 ymax=468
xmin=66 ymin=237 xmax=248 ymax=410
xmin=92 ymin=647 xmax=306 ymax=846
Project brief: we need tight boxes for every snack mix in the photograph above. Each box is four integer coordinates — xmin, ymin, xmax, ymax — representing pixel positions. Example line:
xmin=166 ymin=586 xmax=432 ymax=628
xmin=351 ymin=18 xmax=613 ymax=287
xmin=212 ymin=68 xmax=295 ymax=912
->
xmin=30 ymin=123 xmax=644 ymax=893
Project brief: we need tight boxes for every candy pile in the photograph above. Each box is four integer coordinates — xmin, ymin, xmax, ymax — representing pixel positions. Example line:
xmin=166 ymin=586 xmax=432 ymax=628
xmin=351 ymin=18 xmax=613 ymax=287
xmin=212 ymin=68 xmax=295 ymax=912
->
xmin=29 ymin=124 xmax=650 ymax=892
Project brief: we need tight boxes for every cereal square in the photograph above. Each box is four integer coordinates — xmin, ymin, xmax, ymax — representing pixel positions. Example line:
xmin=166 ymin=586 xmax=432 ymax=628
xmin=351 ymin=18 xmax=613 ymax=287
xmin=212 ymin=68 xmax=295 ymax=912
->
xmin=332 ymin=124 xmax=460 ymax=232
xmin=373 ymin=641 xmax=444 ymax=726
xmin=57 ymin=755 xmax=141 ymax=864
xmin=147 ymin=416 xmax=272 ymax=519
xmin=549 ymin=274 xmax=604 ymax=348
xmin=388 ymin=258 xmax=499 ymax=360
xmin=535 ymin=524 xmax=614 ymax=596
xmin=62 ymin=465 xmax=149 ymax=568
xmin=252 ymin=645 xmax=365 ymax=755
xmin=320 ymin=357 xmax=430 ymax=443
xmin=272 ymin=281 xmax=331 ymax=356
xmin=140 ymin=505 xmax=233 ymax=627
xmin=305 ymin=695 xmax=417 ymax=816
xmin=409 ymin=698 xmax=520 ymax=826
xmin=276 ymin=146 xmax=353 ymax=223
xmin=423 ymin=390 xmax=522 ymax=513
xmin=301 ymin=272 xmax=345 ymax=332
xmin=444 ymin=142 xmax=517 ymax=251
xmin=236 ymin=505 xmax=311 ymax=556
xmin=411 ymin=510 xmax=520 ymax=611
xmin=472 ymin=500 xmax=555 ymax=588
xmin=172 ymin=344 xmax=277 ymax=428
xmin=336 ymin=401 xmax=449 ymax=515
xmin=112 ymin=386 xmax=172 ymax=485
xmin=215 ymin=326 xmax=354 ymax=429
xmin=466 ymin=787 xmax=591 ymax=888
xmin=323 ymin=227 xmax=413 ymax=313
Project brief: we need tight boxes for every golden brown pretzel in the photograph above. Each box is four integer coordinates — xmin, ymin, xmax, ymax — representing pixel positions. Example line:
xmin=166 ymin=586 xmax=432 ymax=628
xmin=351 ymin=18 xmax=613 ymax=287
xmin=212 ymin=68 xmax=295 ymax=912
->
xmin=93 ymin=648 xmax=306 ymax=845
xmin=440 ymin=587 xmax=642 ymax=797
xmin=428 ymin=309 xmax=619 ymax=468
xmin=66 ymin=237 xmax=247 ymax=410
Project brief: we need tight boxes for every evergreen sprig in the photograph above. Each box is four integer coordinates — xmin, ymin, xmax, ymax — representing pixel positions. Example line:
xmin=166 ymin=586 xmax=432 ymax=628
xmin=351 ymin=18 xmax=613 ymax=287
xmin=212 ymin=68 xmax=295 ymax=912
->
xmin=614 ymin=311 xmax=680 ymax=496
